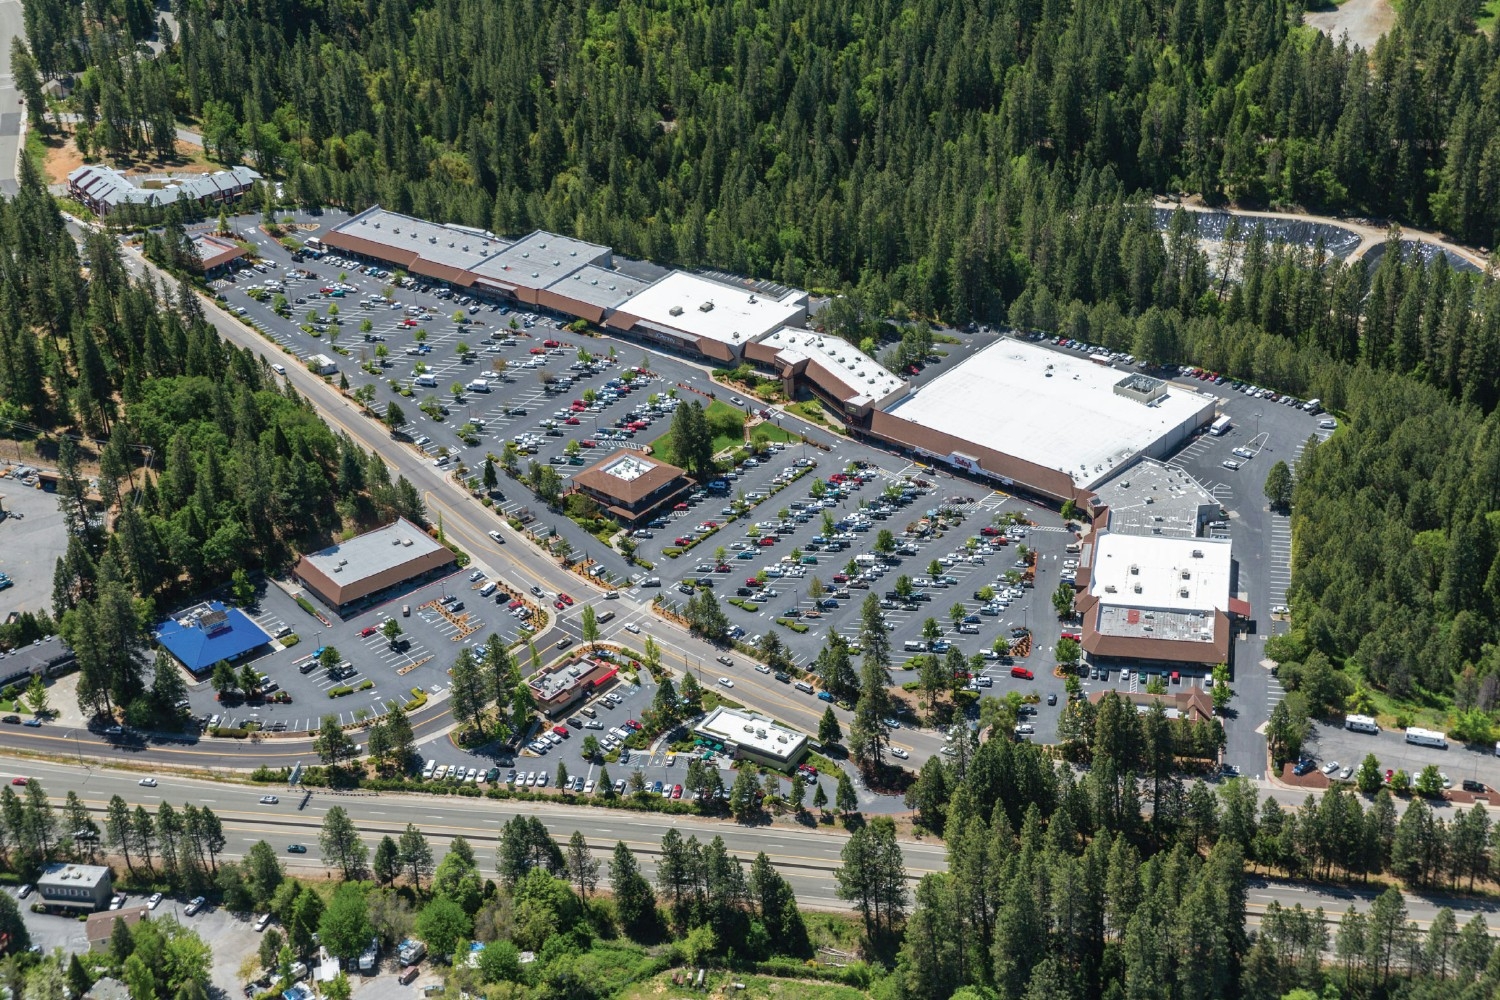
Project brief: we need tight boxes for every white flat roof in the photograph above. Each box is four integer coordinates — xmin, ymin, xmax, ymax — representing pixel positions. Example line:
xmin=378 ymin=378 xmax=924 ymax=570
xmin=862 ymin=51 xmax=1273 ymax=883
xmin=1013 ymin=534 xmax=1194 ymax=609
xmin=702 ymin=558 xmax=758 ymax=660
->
xmin=884 ymin=341 xmax=1213 ymax=487
xmin=619 ymin=272 xmax=806 ymax=346
xmin=759 ymin=327 xmax=906 ymax=403
xmin=1089 ymin=534 xmax=1231 ymax=614
xmin=695 ymin=705 xmax=807 ymax=762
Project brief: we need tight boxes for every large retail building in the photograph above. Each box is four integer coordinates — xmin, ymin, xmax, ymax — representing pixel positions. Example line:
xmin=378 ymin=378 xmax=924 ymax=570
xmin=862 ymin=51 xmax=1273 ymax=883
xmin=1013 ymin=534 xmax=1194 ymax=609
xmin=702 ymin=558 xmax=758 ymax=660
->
xmin=320 ymin=207 xmax=1216 ymax=506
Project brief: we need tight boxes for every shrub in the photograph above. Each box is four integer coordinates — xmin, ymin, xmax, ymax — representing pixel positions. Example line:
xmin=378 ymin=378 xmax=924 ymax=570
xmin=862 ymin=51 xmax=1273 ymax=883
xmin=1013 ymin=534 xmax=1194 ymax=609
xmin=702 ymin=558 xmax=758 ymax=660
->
xmin=210 ymin=727 xmax=249 ymax=739
xmin=663 ymin=547 xmax=682 ymax=558
xmin=280 ymin=633 xmax=300 ymax=647
xmin=294 ymin=596 xmax=318 ymax=616
xmin=329 ymin=685 xmax=354 ymax=698
xmin=357 ymin=680 xmax=374 ymax=691
xmin=775 ymin=618 xmax=810 ymax=633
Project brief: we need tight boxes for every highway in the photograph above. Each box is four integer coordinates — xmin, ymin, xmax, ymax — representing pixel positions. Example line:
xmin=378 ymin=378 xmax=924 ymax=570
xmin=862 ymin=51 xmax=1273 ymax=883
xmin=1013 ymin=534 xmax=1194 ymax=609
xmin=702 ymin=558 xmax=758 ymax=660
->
xmin=10 ymin=757 xmax=1496 ymax=932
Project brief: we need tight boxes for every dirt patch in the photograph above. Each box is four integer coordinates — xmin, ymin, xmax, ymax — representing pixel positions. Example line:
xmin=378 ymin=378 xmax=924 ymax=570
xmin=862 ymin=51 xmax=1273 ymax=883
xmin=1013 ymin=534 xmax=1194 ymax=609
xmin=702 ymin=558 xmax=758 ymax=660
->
xmin=1305 ymin=0 xmax=1397 ymax=51
xmin=41 ymin=133 xmax=84 ymax=185
xmin=44 ymin=127 xmax=220 ymax=185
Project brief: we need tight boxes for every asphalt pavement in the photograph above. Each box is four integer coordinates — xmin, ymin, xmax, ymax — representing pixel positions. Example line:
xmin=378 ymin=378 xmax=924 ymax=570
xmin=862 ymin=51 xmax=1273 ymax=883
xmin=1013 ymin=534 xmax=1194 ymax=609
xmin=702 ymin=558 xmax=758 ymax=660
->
xmin=10 ymin=756 xmax=1496 ymax=932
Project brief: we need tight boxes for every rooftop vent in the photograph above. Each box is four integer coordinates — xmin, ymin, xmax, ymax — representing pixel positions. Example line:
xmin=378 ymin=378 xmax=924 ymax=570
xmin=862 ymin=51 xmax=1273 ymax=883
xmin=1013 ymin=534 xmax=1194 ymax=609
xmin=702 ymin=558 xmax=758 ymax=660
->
xmin=1105 ymin=584 xmax=1117 ymax=593
xmin=1129 ymin=564 xmax=1139 ymax=575
xmin=1133 ymin=583 xmax=1143 ymax=593
xmin=401 ymin=538 xmax=413 ymax=547
xmin=669 ymin=306 xmax=684 ymax=316
xmin=1179 ymin=588 xmax=1190 ymax=598
xmin=1192 ymin=549 xmax=1203 ymax=558
xmin=699 ymin=300 xmax=715 ymax=312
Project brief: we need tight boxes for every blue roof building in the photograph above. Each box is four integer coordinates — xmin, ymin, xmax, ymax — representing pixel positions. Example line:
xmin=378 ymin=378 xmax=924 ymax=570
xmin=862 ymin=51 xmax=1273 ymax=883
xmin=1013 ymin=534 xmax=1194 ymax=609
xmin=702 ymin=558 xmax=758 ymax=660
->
xmin=155 ymin=602 xmax=270 ymax=675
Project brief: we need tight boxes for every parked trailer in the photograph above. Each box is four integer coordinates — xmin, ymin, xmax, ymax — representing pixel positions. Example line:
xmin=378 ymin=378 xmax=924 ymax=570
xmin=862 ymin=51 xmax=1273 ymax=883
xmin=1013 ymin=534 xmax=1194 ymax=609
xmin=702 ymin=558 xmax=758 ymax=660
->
xmin=1404 ymin=727 xmax=1448 ymax=749
xmin=1344 ymin=714 xmax=1378 ymax=734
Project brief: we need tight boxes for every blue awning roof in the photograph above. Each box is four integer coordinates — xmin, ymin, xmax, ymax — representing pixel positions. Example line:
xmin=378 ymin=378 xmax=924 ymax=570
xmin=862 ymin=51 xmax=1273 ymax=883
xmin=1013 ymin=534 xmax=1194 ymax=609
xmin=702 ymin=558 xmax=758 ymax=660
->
xmin=155 ymin=602 xmax=270 ymax=673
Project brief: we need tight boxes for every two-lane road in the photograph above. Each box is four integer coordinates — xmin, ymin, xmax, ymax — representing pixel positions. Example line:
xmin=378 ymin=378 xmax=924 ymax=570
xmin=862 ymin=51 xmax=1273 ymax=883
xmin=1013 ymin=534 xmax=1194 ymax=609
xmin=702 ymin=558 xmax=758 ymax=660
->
xmin=0 ymin=0 xmax=26 ymax=195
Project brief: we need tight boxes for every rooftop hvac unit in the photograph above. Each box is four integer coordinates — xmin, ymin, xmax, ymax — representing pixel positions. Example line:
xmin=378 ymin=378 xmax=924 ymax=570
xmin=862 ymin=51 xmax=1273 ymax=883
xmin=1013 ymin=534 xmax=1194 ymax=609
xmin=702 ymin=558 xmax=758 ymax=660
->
xmin=743 ymin=724 xmax=755 ymax=734
xmin=1133 ymin=583 xmax=1143 ymax=593
xmin=748 ymin=294 xmax=757 ymax=303
xmin=777 ymin=734 xmax=788 ymax=743
xmin=699 ymin=300 xmax=715 ymax=312
xmin=552 ymin=260 xmax=560 ymax=266
xmin=332 ymin=565 xmax=341 ymax=573
xmin=1179 ymin=588 xmax=1190 ymax=598
xmin=429 ymin=236 xmax=437 ymax=243
xmin=1130 ymin=564 xmax=1139 ymax=574
xmin=1192 ymin=549 xmax=1203 ymax=558
xmin=1143 ymin=624 xmax=1154 ymax=631
xmin=669 ymin=306 xmax=684 ymax=316
xmin=1105 ymin=584 xmax=1117 ymax=593
xmin=392 ymin=538 xmax=402 ymax=545
xmin=756 ymin=728 xmax=767 ymax=739
xmin=402 ymin=538 xmax=413 ymax=547
xmin=1181 ymin=570 xmax=1191 ymax=579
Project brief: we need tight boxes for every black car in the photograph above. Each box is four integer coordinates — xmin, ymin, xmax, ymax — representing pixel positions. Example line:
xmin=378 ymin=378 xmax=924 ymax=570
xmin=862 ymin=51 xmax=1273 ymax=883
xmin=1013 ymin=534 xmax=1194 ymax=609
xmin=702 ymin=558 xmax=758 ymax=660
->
xmin=0 ymin=716 xmax=19 ymax=725
xmin=1292 ymin=760 xmax=1316 ymax=776
xmin=1046 ymin=693 xmax=1057 ymax=706
xmin=1463 ymin=779 xmax=1486 ymax=793
xmin=774 ymin=672 xmax=790 ymax=683
xmin=286 ymin=844 xmax=307 ymax=853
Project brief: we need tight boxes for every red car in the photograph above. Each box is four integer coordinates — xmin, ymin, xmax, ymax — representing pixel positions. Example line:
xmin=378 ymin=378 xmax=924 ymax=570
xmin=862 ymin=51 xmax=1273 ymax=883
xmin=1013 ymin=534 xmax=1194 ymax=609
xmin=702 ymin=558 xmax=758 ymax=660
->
xmin=980 ymin=526 xmax=1001 ymax=536
xmin=715 ymin=564 xmax=730 ymax=573
xmin=508 ymin=599 xmax=524 ymax=610
xmin=626 ymin=719 xmax=642 ymax=731
xmin=554 ymin=599 xmax=566 ymax=610
xmin=552 ymin=724 xmax=569 ymax=737
xmin=543 ymin=339 xmax=561 ymax=348
xmin=401 ymin=317 xmax=418 ymax=327
xmin=671 ymin=784 xmax=683 ymax=799
xmin=559 ymin=593 xmax=574 ymax=606
xmin=675 ymin=536 xmax=692 ymax=546
xmin=529 ymin=347 xmax=546 ymax=354
xmin=580 ymin=439 xmax=596 ymax=448
xmin=746 ymin=577 xmax=761 ymax=587
xmin=10 ymin=777 xmax=25 ymax=786
xmin=674 ymin=502 xmax=689 ymax=511
xmin=359 ymin=626 xmax=378 ymax=637
xmin=564 ymin=417 xmax=580 ymax=425
xmin=1010 ymin=666 xmax=1034 ymax=680
xmin=319 ymin=286 xmax=334 ymax=293
xmin=702 ymin=521 xmax=718 ymax=529
xmin=758 ymin=536 xmax=776 ymax=546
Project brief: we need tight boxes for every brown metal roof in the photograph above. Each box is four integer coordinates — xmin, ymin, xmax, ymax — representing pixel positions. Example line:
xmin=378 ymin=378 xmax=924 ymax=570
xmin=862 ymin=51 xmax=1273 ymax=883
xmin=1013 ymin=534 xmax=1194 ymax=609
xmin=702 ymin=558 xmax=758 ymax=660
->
xmin=571 ymin=451 xmax=689 ymax=506
xmin=1077 ymin=592 xmax=1231 ymax=665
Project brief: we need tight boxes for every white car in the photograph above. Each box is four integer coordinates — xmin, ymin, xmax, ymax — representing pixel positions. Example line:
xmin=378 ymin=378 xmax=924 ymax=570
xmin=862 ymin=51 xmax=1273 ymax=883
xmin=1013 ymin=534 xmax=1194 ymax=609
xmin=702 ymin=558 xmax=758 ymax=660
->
xmin=624 ymin=623 xmax=641 ymax=634
xmin=1221 ymin=460 xmax=1240 ymax=470
xmin=138 ymin=777 xmax=157 ymax=787
xmin=755 ymin=664 xmax=771 ymax=674
xmin=259 ymin=795 xmax=279 ymax=805
xmin=717 ymin=677 xmax=734 ymax=688
xmin=890 ymin=747 xmax=910 ymax=760
xmin=148 ymin=892 xmax=163 ymax=910
xmin=272 ymin=364 xmax=286 ymax=375
xmin=488 ymin=530 xmax=504 ymax=543
xmin=1321 ymin=761 xmax=1340 ymax=775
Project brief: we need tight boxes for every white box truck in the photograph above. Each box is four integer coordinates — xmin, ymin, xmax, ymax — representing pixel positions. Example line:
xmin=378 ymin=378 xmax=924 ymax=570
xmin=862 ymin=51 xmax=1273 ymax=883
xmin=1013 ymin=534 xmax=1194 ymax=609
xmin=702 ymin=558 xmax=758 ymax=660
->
xmin=466 ymin=379 xmax=491 ymax=393
xmin=413 ymin=373 xmax=437 ymax=387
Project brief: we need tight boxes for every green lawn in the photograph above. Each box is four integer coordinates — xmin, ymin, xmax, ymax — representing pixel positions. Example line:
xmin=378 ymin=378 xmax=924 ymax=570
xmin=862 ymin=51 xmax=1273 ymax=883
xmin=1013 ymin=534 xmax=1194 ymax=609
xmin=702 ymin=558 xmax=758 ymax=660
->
xmin=619 ymin=972 xmax=868 ymax=1000
xmin=650 ymin=399 xmax=747 ymax=462
xmin=1481 ymin=0 xmax=1499 ymax=30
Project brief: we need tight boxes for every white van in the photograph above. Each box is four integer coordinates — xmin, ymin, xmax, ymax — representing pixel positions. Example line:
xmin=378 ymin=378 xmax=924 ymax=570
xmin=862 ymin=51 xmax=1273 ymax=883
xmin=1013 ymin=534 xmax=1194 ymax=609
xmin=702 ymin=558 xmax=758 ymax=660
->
xmin=794 ymin=680 xmax=815 ymax=694
xmin=254 ymin=914 xmax=272 ymax=932
xmin=422 ymin=759 xmax=436 ymax=778
xmin=478 ymin=581 xmax=498 ymax=598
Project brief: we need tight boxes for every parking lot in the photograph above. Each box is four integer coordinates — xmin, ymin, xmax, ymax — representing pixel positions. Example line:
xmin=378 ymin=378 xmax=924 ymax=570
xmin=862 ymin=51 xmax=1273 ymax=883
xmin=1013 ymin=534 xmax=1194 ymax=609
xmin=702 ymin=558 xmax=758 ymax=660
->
xmin=406 ymin=659 xmax=843 ymax=806
xmin=0 ymin=468 xmax=69 ymax=618
xmin=185 ymin=570 xmax=548 ymax=733
xmin=205 ymin=217 xmax=1350 ymax=781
